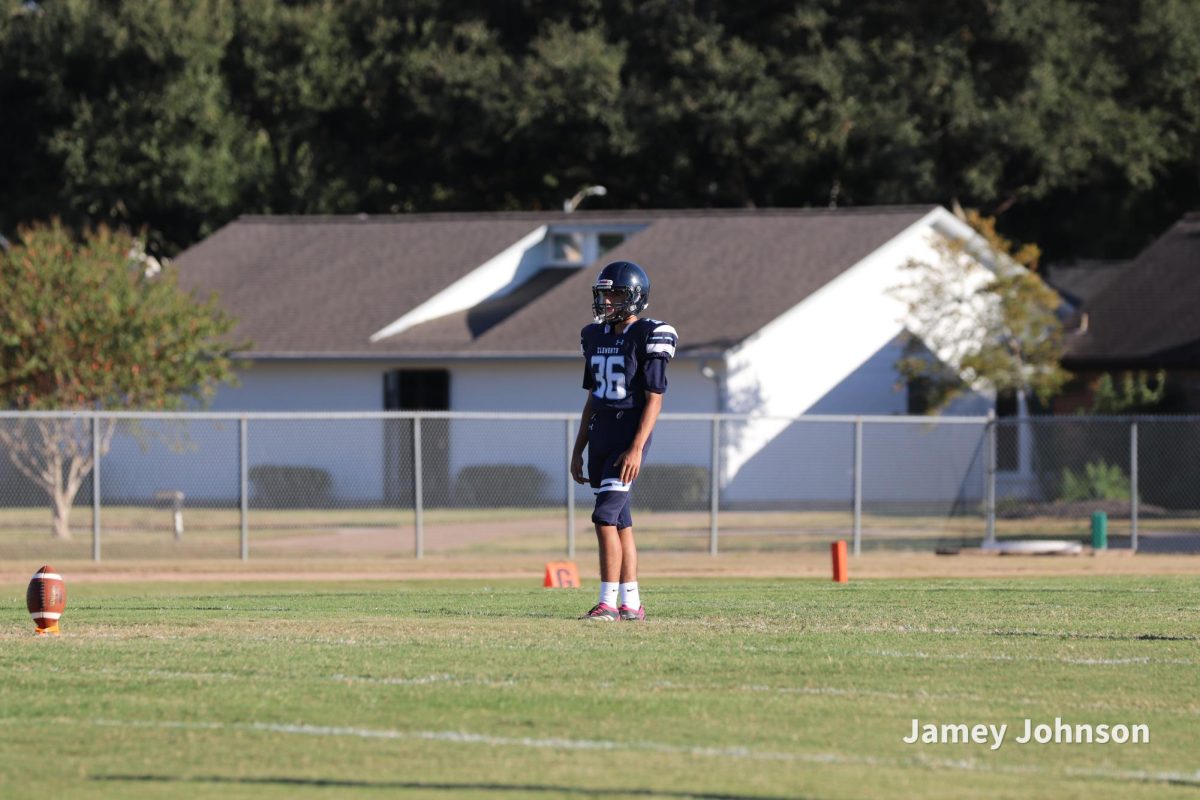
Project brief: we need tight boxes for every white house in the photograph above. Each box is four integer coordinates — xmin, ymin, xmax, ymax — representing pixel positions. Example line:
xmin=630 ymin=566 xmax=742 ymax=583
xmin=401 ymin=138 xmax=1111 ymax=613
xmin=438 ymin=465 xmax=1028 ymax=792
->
xmin=96 ymin=206 xmax=1007 ymax=507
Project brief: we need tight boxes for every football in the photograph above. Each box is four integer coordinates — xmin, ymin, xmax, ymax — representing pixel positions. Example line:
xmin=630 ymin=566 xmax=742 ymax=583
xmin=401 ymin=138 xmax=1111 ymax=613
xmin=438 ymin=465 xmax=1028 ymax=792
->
xmin=26 ymin=565 xmax=66 ymax=635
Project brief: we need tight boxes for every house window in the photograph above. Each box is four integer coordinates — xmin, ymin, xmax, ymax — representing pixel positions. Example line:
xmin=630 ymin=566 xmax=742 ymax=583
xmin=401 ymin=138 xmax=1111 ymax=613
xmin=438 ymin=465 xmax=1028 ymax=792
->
xmin=551 ymin=233 xmax=585 ymax=263
xmin=598 ymin=233 xmax=625 ymax=256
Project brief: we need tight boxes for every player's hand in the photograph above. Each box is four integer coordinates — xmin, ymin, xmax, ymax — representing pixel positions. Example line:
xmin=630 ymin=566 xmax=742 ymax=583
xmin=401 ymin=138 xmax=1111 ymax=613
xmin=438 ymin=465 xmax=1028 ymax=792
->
xmin=616 ymin=446 xmax=643 ymax=485
xmin=570 ymin=452 xmax=587 ymax=484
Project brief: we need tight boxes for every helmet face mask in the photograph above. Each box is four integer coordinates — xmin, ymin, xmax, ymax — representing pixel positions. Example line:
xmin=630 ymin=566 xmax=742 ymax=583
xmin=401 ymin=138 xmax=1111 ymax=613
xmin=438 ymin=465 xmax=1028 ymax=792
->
xmin=592 ymin=285 xmax=641 ymax=323
xmin=591 ymin=261 xmax=649 ymax=324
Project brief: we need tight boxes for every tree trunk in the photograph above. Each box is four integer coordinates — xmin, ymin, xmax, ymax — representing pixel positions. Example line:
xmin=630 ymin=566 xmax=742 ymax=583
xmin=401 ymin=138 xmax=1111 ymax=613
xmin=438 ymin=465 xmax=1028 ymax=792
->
xmin=52 ymin=497 xmax=73 ymax=540
xmin=0 ymin=417 xmax=109 ymax=538
xmin=49 ymin=447 xmax=74 ymax=540
xmin=53 ymin=451 xmax=91 ymax=541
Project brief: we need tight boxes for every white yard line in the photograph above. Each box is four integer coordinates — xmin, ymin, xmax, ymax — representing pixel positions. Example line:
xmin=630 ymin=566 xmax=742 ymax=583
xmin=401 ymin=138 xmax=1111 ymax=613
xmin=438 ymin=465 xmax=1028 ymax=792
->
xmin=1 ymin=715 xmax=1197 ymax=786
xmin=6 ymin=663 xmax=518 ymax=688
xmin=873 ymin=649 xmax=1198 ymax=666
xmin=69 ymin=718 xmax=1200 ymax=787
xmin=10 ymin=663 xmax=1198 ymax=717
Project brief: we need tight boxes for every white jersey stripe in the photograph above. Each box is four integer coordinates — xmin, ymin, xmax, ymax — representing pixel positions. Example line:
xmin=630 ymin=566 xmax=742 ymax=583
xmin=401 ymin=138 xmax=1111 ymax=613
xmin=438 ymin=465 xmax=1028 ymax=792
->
xmin=652 ymin=323 xmax=678 ymax=337
xmin=646 ymin=343 xmax=676 ymax=355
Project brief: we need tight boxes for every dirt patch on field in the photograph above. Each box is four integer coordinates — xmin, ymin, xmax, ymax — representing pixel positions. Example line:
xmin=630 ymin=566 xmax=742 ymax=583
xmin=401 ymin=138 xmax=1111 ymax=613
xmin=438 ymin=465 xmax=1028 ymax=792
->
xmin=252 ymin=517 xmax=565 ymax=555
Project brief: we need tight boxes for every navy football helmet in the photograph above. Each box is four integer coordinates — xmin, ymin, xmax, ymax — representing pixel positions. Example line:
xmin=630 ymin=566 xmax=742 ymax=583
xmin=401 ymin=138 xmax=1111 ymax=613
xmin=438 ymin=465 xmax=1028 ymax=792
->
xmin=592 ymin=261 xmax=650 ymax=323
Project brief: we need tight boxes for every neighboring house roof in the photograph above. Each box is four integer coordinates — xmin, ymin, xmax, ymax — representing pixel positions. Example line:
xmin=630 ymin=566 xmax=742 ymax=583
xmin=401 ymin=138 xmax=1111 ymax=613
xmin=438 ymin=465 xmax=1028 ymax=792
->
xmin=1065 ymin=213 xmax=1200 ymax=366
xmin=177 ymin=206 xmax=938 ymax=359
xmin=1043 ymin=260 xmax=1130 ymax=308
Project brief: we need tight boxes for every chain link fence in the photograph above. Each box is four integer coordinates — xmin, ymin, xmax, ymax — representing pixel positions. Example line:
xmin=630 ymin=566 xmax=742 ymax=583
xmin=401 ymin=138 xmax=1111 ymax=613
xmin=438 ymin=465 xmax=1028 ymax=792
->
xmin=992 ymin=417 xmax=1200 ymax=553
xmin=1 ymin=411 xmax=1197 ymax=561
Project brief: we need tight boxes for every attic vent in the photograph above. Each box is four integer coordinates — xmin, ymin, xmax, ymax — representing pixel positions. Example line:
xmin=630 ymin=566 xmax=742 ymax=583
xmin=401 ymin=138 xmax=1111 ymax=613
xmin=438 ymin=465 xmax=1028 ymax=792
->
xmin=546 ymin=225 xmax=644 ymax=266
xmin=552 ymin=233 xmax=584 ymax=263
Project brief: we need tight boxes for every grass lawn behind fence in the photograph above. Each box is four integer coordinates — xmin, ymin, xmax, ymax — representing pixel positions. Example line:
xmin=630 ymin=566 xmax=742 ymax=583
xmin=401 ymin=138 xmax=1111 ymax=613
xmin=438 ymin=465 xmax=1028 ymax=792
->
xmin=8 ymin=506 xmax=1189 ymax=560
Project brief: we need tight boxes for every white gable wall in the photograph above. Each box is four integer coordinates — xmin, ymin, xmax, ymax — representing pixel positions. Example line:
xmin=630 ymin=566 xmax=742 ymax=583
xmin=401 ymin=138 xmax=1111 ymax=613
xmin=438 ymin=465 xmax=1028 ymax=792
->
xmin=717 ymin=208 xmax=990 ymax=503
xmin=722 ymin=210 xmax=966 ymax=469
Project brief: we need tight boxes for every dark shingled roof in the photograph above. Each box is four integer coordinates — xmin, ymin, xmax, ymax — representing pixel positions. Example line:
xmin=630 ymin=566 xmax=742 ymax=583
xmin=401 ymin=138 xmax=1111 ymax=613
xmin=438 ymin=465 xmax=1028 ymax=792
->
xmin=1043 ymin=260 xmax=1130 ymax=308
xmin=176 ymin=207 xmax=937 ymax=358
xmin=1065 ymin=213 xmax=1200 ymax=366
xmin=175 ymin=215 xmax=542 ymax=354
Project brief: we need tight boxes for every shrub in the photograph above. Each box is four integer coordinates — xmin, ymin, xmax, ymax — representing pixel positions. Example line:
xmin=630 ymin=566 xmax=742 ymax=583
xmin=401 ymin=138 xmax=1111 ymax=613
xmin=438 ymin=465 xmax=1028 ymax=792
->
xmin=248 ymin=464 xmax=333 ymax=508
xmin=453 ymin=464 xmax=549 ymax=507
xmin=635 ymin=464 xmax=711 ymax=511
xmin=1059 ymin=460 xmax=1131 ymax=502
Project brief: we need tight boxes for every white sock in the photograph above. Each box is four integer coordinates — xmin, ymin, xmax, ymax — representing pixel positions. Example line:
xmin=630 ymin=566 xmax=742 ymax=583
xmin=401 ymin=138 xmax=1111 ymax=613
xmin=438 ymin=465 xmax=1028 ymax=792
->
xmin=619 ymin=581 xmax=640 ymax=609
xmin=599 ymin=582 xmax=619 ymax=607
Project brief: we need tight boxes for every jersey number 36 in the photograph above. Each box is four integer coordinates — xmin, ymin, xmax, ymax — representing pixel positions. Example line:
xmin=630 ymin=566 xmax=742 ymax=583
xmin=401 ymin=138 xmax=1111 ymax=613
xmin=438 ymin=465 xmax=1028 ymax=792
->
xmin=590 ymin=355 xmax=627 ymax=400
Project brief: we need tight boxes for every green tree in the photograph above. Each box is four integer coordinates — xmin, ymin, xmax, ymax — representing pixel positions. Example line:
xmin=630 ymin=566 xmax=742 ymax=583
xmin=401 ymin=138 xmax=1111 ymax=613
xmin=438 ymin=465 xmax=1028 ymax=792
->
xmin=3 ymin=0 xmax=1199 ymax=260
xmin=892 ymin=210 xmax=1069 ymax=412
xmin=0 ymin=0 xmax=269 ymax=252
xmin=0 ymin=221 xmax=241 ymax=537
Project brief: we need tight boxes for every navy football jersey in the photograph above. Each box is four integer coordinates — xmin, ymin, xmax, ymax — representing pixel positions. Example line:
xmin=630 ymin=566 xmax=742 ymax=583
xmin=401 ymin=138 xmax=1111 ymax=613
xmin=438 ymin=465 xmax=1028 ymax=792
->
xmin=580 ymin=318 xmax=678 ymax=411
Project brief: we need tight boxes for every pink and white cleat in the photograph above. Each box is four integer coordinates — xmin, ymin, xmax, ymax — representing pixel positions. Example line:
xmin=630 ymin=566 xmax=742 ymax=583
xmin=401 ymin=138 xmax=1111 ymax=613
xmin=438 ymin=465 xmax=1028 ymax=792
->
xmin=618 ymin=604 xmax=645 ymax=622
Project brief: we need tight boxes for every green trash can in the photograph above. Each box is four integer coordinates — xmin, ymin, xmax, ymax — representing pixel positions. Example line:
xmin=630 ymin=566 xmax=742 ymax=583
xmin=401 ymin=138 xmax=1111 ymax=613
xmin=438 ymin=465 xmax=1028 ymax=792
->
xmin=1091 ymin=511 xmax=1108 ymax=550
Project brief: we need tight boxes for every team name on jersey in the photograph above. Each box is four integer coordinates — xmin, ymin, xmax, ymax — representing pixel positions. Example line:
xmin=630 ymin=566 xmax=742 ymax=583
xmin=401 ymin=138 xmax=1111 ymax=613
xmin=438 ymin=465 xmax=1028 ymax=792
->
xmin=595 ymin=346 xmax=622 ymax=354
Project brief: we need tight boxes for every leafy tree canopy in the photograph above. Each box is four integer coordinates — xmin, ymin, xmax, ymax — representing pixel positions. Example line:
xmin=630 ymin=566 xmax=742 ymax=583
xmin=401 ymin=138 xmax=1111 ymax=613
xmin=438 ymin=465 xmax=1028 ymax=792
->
xmin=893 ymin=210 xmax=1069 ymax=412
xmin=1 ymin=0 xmax=1198 ymax=258
xmin=0 ymin=220 xmax=239 ymax=410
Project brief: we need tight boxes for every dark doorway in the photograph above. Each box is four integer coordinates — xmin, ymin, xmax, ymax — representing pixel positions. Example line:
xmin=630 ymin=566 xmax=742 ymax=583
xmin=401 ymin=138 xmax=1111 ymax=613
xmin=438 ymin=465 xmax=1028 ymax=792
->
xmin=384 ymin=369 xmax=450 ymax=505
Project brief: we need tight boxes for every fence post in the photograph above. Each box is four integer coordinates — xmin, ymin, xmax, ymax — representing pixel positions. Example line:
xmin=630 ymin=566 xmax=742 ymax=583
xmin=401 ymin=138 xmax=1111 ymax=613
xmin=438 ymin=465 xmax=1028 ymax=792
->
xmin=413 ymin=415 xmax=424 ymax=559
xmin=709 ymin=417 xmax=720 ymax=555
xmin=566 ymin=417 xmax=576 ymax=559
xmin=239 ymin=416 xmax=249 ymax=561
xmin=852 ymin=418 xmax=863 ymax=556
xmin=1130 ymin=418 xmax=1139 ymax=553
xmin=984 ymin=411 xmax=996 ymax=545
xmin=92 ymin=414 xmax=101 ymax=562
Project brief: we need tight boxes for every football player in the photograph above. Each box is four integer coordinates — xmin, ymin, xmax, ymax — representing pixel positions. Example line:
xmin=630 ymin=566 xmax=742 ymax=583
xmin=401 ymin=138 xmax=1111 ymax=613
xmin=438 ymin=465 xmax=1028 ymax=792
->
xmin=570 ymin=261 xmax=677 ymax=621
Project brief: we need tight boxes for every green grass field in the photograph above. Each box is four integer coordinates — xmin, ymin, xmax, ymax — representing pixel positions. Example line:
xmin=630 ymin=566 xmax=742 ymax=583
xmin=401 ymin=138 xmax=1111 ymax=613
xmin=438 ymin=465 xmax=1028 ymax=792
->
xmin=2 ymin=576 xmax=1198 ymax=799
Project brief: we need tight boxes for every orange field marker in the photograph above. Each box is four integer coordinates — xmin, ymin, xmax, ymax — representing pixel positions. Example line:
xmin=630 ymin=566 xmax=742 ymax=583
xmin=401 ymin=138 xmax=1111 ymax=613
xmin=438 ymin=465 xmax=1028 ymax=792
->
xmin=543 ymin=561 xmax=580 ymax=588
xmin=831 ymin=540 xmax=849 ymax=583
